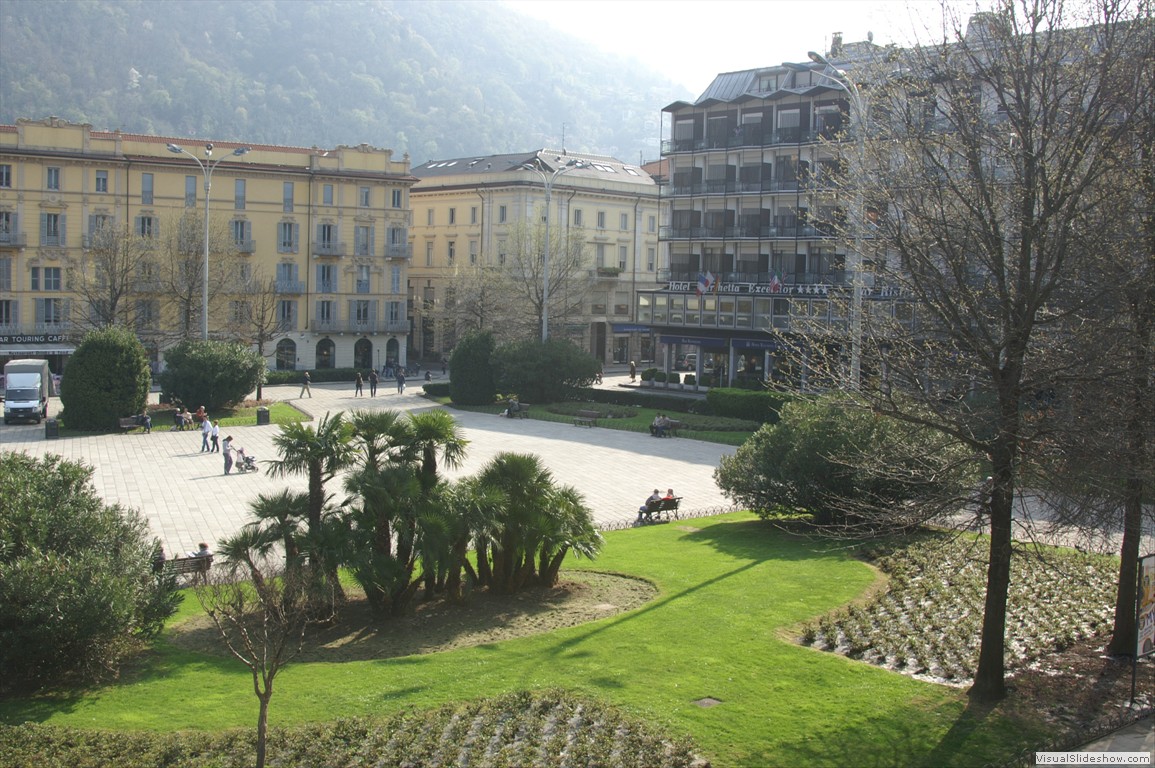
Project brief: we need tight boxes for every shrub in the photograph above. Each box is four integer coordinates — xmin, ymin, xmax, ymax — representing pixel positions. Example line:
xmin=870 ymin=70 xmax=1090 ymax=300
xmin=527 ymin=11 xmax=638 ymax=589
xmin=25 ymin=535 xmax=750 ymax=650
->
xmin=0 ymin=453 xmax=179 ymax=693
xmin=422 ymin=382 xmax=450 ymax=398
xmin=707 ymin=387 xmax=799 ymax=424
xmin=448 ymin=330 xmax=497 ymax=405
xmin=684 ymin=374 xmax=697 ymax=386
xmin=640 ymin=367 xmax=657 ymax=382
xmin=654 ymin=371 xmax=668 ymax=383
xmin=58 ymin=326 xmax=152 ymax=431
xmin=158 ymin=340 xmax=266 ymax=411
xmin=491 ymin=339 xmax=599 ymax=403
xmin=668 ymin=372 xmax=680 ymax=385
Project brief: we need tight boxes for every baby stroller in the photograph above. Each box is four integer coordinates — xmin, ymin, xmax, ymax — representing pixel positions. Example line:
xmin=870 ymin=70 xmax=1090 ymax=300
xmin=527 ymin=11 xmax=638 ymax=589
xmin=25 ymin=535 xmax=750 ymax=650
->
xmin=234 ymin=447 xmax=259 ymax=473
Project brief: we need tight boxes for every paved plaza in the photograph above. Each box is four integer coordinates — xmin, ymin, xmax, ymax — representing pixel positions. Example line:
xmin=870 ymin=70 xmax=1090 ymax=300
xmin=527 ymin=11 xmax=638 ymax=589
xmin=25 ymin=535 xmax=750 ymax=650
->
xmin=0 ymin=371 xmax=736 ymax=558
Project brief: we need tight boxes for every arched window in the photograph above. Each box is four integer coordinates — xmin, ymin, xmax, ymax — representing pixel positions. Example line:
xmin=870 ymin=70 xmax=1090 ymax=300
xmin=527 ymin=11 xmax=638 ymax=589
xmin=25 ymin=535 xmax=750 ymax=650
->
xmin=315 ymin=338 xmax=335 ymax=369
xmin=275 ymin=338 xmax=297 ymax=370
xmin=354 ymin=338 xmax=373 ymax=371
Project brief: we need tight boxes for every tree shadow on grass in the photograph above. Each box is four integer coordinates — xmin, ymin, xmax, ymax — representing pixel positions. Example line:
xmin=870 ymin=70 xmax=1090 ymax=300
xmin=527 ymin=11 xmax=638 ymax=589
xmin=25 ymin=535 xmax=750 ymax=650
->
xmin=678 ymin=517 xmax=852 ymax=564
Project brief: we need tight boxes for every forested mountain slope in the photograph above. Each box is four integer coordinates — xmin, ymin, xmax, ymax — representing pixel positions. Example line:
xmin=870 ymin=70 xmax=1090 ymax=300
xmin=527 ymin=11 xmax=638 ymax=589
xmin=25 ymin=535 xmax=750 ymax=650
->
xmin=0 ymin=0 xmax=686 ymax=163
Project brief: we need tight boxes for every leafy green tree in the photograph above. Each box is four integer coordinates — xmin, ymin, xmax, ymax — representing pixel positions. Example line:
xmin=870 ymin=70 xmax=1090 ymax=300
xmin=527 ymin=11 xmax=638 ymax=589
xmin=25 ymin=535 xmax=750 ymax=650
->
xmin=447 ymin=330 xmax=496 ymax=405
xmin=158 ymin=339 xmax=266 ymax=411
xmin=491 ymin=338 xmax=600 ymax=403
xmin=715 ymin=395 xmax=971 ymax=527
xmin=59 ymin=325 xmax=152 ymax=431
xmin=0 ymin=452 xmax=179 ymax=693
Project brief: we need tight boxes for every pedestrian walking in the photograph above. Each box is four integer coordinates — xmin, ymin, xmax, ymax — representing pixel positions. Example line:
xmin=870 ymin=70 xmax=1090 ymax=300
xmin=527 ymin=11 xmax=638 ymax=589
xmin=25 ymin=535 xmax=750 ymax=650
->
xmin=396 ymin=369 xmax=406 ymax=394
xmin=200 ymin=414 xmax=212 ymax=452
xmin=210 ymin=420 xmax=220 ymax=452
xmin=300 ymin=370 xmax=312 ymax=398
xmin=354 ymin=371 xmax=364 ymax=396
xmin=368 ymin=368 xmax=378 ymax=396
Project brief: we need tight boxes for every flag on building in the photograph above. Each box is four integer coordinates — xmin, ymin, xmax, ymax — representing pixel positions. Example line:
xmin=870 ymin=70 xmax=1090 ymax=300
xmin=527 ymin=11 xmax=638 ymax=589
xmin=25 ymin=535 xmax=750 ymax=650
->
xmin=696 ymin=271 xmax=715 ymax=296
xmin=769 ymin=273 xmax=782 ymax=293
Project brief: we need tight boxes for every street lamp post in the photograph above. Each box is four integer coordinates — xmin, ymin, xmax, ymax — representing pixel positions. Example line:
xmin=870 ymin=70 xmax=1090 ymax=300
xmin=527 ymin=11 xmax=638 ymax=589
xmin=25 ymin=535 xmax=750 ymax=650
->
xmin=166 ymin=142 xmax=250 ymax=340
xmin=809 ymin=51 xmax=866 ymax=389
xmin=520 ymin=157 xmax=585 ymax=342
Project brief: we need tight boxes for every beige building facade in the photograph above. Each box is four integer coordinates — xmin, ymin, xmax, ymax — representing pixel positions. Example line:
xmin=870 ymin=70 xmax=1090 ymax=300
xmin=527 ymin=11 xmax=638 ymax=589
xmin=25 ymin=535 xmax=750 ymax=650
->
xmin=409 ymin=150 xmax=662 ymax=365
xmin=0 ymin=117 xmax=416 ymax=375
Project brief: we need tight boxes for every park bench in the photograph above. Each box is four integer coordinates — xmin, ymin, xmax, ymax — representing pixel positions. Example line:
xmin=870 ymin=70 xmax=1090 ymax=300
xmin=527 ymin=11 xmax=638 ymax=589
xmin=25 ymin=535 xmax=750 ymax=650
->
xmin=666 ymin=419 xmax=687 ymax=437
xmin=638 ymin=496 xmax=682 ymax=524
xmin=163 ymin=555 xmax=213 ymax=582
xmin=118 ymin=415 xmax=148 ymax=433
xmin=501 ymin=401 xmax=530 ymax=419
xmin=573 ymin=409 xmax=600 ymax=428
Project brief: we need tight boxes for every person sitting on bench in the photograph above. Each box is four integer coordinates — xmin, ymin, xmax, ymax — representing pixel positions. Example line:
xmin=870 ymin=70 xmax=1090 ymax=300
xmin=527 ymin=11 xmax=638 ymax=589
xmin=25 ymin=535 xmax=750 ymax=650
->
xmin=638 ymin=489 xmax=663 ymax=519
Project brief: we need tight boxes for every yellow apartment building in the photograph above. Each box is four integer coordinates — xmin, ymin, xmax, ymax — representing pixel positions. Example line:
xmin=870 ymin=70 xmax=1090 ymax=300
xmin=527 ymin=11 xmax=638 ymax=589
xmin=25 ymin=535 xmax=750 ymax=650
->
xmin=409 ymin=150 xmax=662 ymax=365
xmin=0 ymin=117 xmax=416 ymax=376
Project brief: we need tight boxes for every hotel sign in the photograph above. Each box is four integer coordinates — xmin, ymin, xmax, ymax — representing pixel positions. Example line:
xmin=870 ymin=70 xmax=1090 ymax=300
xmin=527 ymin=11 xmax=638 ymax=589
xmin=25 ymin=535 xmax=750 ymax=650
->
xmin=0 ymin=334 xmax=70 ymax=345
xmin=667 ymin=280 xmax=833 ymax=296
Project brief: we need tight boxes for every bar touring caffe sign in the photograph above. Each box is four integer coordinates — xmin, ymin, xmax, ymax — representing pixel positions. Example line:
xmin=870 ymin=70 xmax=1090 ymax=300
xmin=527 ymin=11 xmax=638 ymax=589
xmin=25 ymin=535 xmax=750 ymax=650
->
xmin=0 ymin=334 xmax=70 ymax=345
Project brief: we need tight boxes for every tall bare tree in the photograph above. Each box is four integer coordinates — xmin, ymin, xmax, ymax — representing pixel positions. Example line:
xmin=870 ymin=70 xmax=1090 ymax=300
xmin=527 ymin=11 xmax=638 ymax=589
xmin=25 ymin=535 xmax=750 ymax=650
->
xmin=816 ymin=0 xmax=1146 ymax=702
xmin=66 ymin=222 xmax=152 ymax=331
xmin=155 ymin=209 xmax=238 ymax=341
xmin=226 ymin=266 xmax=285 ymax=400
xmin=503 ymin=215 xmax=591 ymax=341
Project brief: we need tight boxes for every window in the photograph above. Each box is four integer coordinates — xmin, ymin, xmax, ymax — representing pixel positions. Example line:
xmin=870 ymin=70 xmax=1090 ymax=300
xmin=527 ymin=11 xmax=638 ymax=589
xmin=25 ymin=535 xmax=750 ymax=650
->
xmin=390 ymin=265 xmax=401 ymax=294
xmin=316 ymin=300 xmax=335 ymax=326
xmin=647 ymin=247 xmax=655 ymax=271
xmin=231 ymin=220 xmax=252 ymax=249
xmin=30 ymin=266 xmax=39 ymax=290
xmin=620 ymin=213 xmax=629 ymax=230
xmin=354 ymin=225 xmax=372 ymax=256
xmin=319 ymin=222 xmax=337 ymax=247
xmin=230 ymin=300 xmax=252 ymax=325
xmin=447 ymin=241 xmax=455 ymax=266
xmin=278 ymin=222 xmax=299 ymax=253
xmin=391 ymin=189 xmax=402 ymax=208
xmin=47 ymin=167 xmax=61 ymax=191
xmin=0 ymin=164 xmax=10 ymax=188
xmin=136 ymin=215 xmax=157 ymax=238
xmin=0 ymin=211 xmax=15 ymax=239
xmin=425 ymin=241 xmax=433 ymax=266
xmin=276 ymin=263 xmax=299 ymax=292
xmin=0 ymin=257 xmax=11 ymax=291
xmin=356 ymin=265 xmax=370 ymax=294
xmin=140 ymin=172 xmax=153 ymax=204
xmin=449 ymin=208 xmax=456 ymax=225
xmin=595 ymin=243 xmax=606 ymax=267
xmin=185 ymin=175 xmax=197 ymax=206
xmin=574 ymin=209 xmax=583 ymax=226
xmin=359 ymin=186 xmax=371 ymax=207
xmin=40 ymin=213 xmax=65 ymax=246
xmin=277 ymin=300 xmax=297 ymax=331
xmin=353 ymin=299 xmax=372 ymax=326
xmin=283 ymin=182 xmax=294 ymax=212
xmin=619 ymin=246 xmax=628 ymax=271
xmin=597 ymin=211 xmax=606 ymax=229
xmin=95 ymin=170 xmax=109 ymax=193
xmin=35 ymin=298 xmax=66 ymax=326
xmin=234 ymin=178 xmax=246 ymax=210
xmin=470 ymin=206 xmax=478 ymax=225
xmin=134 ymin=299 xmax=159 ymax=331
xmin=323 ymin=184 xmax=333 ymax=205
xmin=0 ymin=299 xmax=14 ymax=326
xmin=44 ymin=267 xmax=62 ymax=291
xmin=648 ymin=215 xmax=656 ymax=233
xmin=497 ymin=240 xmax=507 ymax=265
xmin=426 ymin=208 xmax=434 ymax=225
xmin=469 ymin=240 xmax=477 ymax=265
xmin=498 ymin=205 xmax=507 ymax=223
xmin=317 ymin=264 xmax=337 ymax=294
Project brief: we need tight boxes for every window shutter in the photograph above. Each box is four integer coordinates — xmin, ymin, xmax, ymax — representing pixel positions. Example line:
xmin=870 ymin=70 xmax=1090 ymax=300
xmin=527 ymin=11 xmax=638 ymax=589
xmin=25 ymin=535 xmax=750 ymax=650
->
xmin=59 ymin=215 xmax=66 ymax=243
xmin=292 ymin=223 xmax=299 ymax=253
xmin=40 ymin=214 xmax=48 ymax=241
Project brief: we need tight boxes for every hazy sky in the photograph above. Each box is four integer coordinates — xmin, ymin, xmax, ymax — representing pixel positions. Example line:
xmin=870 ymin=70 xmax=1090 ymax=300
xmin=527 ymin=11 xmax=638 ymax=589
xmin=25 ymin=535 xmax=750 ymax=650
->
xmin=501 ymin=0 xmax=991 ymax=95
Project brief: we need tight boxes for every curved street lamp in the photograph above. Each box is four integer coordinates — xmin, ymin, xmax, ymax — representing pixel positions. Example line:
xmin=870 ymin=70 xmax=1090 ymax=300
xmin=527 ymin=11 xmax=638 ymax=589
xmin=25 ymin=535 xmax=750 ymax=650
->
xmin=809 ymin=51 xmax=866 ymax=389
xmin=519 ymin=157 xmax=586 ymax=342
xmin=167 ymin=142 xmax=250 ymax=340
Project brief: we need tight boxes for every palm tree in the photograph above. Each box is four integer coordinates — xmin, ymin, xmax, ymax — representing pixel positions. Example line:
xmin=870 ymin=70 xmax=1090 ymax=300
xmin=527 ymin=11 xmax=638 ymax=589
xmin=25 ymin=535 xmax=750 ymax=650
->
xmin=266 ymin=413 xmax=356 ymax=606
xmin=477 ymin=452 xmax=556 ymax=594
xmin=536 ymin=485 xmax=602 ymax=587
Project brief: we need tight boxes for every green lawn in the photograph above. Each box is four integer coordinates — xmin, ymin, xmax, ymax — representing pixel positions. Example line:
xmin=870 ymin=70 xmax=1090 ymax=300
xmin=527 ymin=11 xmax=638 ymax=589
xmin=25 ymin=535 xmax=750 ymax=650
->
xmin=0 ymin=513 xmax=1045 ymax=767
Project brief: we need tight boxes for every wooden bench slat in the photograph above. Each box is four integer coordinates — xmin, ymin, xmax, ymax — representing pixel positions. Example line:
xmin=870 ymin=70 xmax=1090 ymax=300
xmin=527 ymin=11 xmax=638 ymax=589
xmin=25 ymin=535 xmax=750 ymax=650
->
xmin=573 ymin=409 xmax=600 ymax=427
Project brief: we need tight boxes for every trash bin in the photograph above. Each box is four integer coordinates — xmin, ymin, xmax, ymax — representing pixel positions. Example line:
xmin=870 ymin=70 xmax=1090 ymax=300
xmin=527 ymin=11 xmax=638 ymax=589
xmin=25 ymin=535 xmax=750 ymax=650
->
xmin=45 ymin=418 xmax=59 ymax=439
xmin=256 ymin=406 xmax=270 ymax=426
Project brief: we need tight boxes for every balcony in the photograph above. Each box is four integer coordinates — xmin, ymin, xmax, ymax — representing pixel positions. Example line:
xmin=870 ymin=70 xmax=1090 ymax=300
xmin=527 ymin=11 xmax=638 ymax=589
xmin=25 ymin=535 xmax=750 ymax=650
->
xmin=234 ymin=239 xmax=257 ymax=254
xmin=594 ymin=267 xmax=622 ymax=279
xmin=384 ymin=243 xmax=412 ymax=259
xmin=660 ymin=128 xmax=822 ymax=155
xmin=275 ymin=280 xmax=305 ymax=294
xmin=310 ymin=318 xmax=410 ymax=335
xmin=660 ymin=224 xmax=834 ymax=241
xmin=316 ymin=281 xmax=338 ymax=294
xmin=313 ymin=241 xmax=346 ymax=257
xmin=0 ymin=231 xmax=27 ymax=247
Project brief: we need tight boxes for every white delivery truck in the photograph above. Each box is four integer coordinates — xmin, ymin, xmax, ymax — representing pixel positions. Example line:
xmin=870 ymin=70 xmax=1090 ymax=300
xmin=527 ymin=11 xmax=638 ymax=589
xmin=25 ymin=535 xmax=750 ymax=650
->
xmin=3 ymin=358 xmax=54 ymax=424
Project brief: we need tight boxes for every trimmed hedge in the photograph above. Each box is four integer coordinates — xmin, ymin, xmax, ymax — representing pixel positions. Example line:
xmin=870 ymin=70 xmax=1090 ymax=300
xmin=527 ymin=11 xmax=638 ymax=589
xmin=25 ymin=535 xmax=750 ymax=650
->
xmin=422 ymin=382 xmax=450 ymax=398
xmin=706 ymin=387 xmax=804 ymax=424
xmin=570 ymin=387 xmax=711 ymax=415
